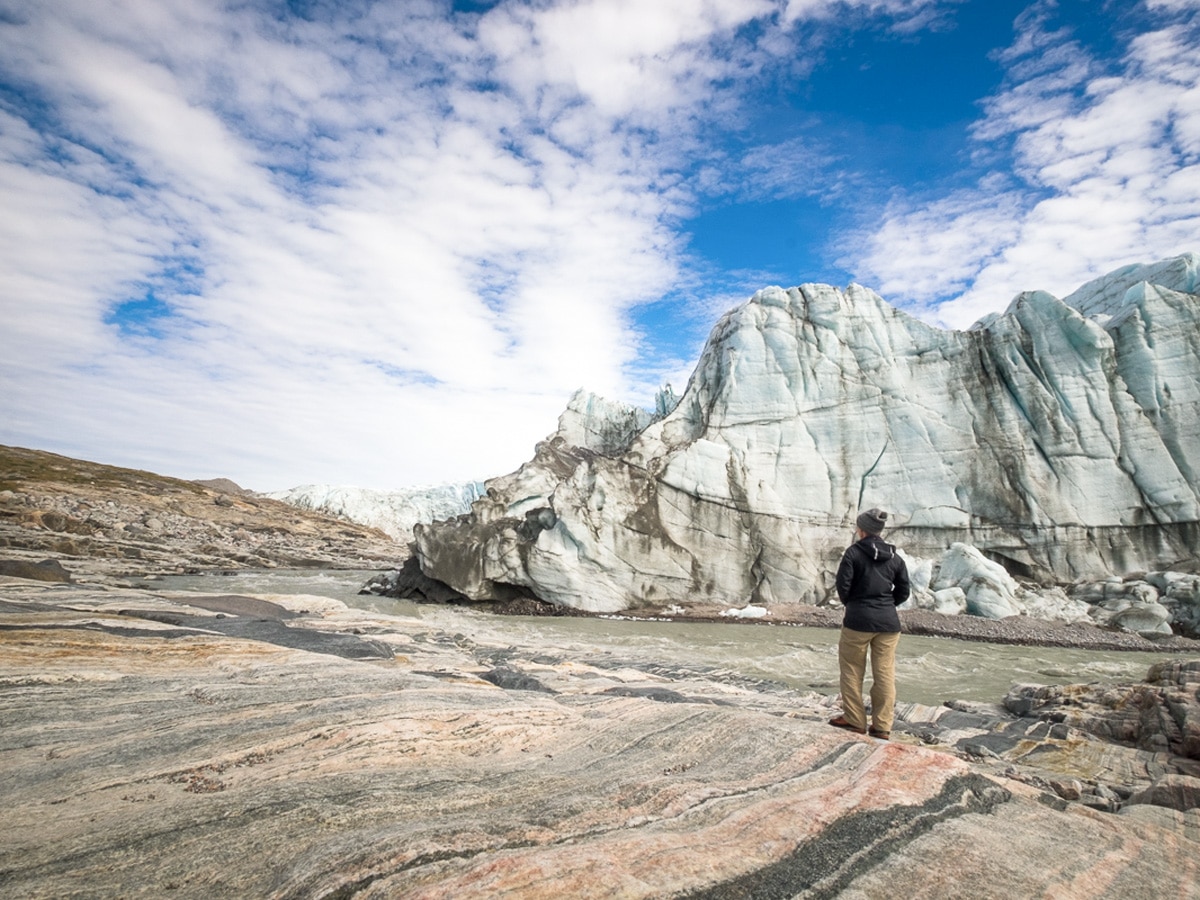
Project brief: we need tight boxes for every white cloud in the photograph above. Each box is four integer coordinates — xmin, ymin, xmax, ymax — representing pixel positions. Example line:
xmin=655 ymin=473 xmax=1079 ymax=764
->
xmin=483 ymin=0 xmax=774 ymax=123
xmin=849 ymin=186 xmax=1026 ymax=314
xmin=846 ymin=6 xmax=1200 ymax=329
xmin=0 ymin=0 xmax=815 ymax=488
xmin=782 ymin=0 xmax=949 ymax=27
xmin=720 ymin=137 xmax=850 ymax=203
xmin=13 ymin=0 xmax=1158 ymax=491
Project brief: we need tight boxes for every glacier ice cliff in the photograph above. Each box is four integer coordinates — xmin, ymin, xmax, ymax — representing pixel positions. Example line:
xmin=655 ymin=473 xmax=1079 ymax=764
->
xmin=411 ymin=255 xmax=1200 ymax=616
xmin=264 ymin=481 xmax=486 ymax=542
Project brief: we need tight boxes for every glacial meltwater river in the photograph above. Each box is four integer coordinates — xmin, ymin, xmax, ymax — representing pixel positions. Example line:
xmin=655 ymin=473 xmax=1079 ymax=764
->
xmin=147 ymin=569 xmax=1178 ymax=708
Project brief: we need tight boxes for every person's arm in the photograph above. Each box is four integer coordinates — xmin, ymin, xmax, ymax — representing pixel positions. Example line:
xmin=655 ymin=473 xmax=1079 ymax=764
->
xmin=835 ymin=549 xmax=856 ymax=603
xmin=892 ymin=557 xmax=911 ymax=607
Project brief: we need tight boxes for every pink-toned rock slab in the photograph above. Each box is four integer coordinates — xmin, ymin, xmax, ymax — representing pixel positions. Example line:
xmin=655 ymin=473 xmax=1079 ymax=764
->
xmin=1 ymin=583 xmax=1198 ymax=899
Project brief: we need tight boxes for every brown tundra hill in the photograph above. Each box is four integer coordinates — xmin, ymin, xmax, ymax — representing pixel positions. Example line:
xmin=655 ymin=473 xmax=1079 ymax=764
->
xmin=0 ymin=444 xmax=402 ymax=583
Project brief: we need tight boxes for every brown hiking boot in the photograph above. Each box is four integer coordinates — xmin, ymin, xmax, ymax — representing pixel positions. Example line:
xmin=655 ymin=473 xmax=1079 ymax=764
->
xmin=828 ymin=715 xmax=867 ymax=734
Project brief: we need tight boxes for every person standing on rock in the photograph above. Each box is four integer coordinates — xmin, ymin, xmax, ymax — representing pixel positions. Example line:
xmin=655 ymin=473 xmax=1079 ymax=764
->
xmin=828 ymin=508 xmax=910 ymax=741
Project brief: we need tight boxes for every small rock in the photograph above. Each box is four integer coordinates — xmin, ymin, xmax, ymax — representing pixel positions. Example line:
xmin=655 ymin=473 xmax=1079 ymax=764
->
xmin=1050 ymin=779 xmax=1083 ymax=801
xmin=481 ymin=667 xmax=555 ymax=694
xmin=962 ymin=742 xmax=1001 ymax=759
xmin=360 ymin=569 xmax=401 ymax=596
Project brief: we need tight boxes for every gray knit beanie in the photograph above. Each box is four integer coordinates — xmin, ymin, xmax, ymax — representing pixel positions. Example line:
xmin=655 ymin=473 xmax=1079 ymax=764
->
xmin=856 ymin=508 xmax=888 ymax=535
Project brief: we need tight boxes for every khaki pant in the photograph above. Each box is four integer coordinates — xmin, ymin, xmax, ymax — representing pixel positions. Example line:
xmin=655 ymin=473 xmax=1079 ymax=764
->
xmin=838 ymin=627 xmax=901 ymax=733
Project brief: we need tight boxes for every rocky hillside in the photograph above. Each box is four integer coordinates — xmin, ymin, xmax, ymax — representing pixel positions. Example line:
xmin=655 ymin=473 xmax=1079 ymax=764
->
xmin=0 ymin=445 xmax=403 ymax=582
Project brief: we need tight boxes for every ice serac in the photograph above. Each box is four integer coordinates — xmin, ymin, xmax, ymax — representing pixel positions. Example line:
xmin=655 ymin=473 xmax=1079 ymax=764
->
xmin=413 ymin=255 xmax=1200 ymax=612
xmin=265 ymin=481 xmax=486 ymax=542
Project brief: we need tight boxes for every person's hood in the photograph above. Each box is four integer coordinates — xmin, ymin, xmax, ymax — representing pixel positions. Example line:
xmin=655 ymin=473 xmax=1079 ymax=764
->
xmin=853 ymin=534 xmax=896 ymax=563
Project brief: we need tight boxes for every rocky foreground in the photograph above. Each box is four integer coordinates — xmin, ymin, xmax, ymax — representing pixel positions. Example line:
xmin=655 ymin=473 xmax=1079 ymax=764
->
xmin=3 ymin=443 xmax=1200 ymax=897
xmin=2 ymin=578 xmax=1199 ymax=899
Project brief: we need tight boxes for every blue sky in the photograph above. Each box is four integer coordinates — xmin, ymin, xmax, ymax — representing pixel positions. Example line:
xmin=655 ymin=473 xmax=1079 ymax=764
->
xmin=1 ymin=0 xmax=1198 ymax=490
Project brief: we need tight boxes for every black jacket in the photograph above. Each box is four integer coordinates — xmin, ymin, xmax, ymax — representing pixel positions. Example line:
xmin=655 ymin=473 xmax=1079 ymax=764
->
xmin=835 ymin=534 xmax=910 ymax=633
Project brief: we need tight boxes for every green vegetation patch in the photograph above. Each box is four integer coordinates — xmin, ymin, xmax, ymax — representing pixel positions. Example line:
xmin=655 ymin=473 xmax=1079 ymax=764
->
xmin=0 ymin=445 xmax=206 ymax=496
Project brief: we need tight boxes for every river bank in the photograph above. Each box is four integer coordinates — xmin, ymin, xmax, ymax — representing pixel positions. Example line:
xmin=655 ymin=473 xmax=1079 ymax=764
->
xmin=487 ymin=596 xmax=1200 ymax=653
xmin=159 ymin=567 xmax=1200 ymax=654
xmin=694 ymin=605 xmax=1200 ymax=653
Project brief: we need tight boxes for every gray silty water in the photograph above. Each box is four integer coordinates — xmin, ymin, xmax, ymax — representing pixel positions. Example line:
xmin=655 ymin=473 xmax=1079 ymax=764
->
xmin=149 ymin=569 xmax=418 ymax=616
xmin=150 ymin=570 xmax=1171 ymax=707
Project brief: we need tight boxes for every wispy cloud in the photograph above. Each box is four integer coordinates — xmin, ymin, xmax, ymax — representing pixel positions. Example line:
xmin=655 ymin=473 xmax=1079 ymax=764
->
xmin=10 ymin=1 xmax=1190 ymax=490
xmin=845 ymin=1 xmax=1200 ymax=327
xmin=1 ymin=0 xmax=960 ymax=488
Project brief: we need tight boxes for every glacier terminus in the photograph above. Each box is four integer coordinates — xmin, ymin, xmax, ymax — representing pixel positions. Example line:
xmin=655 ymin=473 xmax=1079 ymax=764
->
xmin=382 ymin=255 xmax=1200 ymax=634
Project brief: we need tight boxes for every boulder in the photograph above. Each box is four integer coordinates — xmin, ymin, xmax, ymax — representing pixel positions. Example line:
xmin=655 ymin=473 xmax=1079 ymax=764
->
xmin=1126 ymin=774 xmax=1200 ymax=812
xmin=1110 ymin=602 xmax=1173 ymax=636
xmin=933 ymin=544 xmax=1020 ymax=619
xmin=0 ymin=558 xmax=73 ymax=583
xmin=932 ymin=587 xmax=968 ymax=616
xmin=1152 ymin=572 xmax=1200 ymax=637
xmin=1075 ymin=578 xmax=1182 ymax=636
